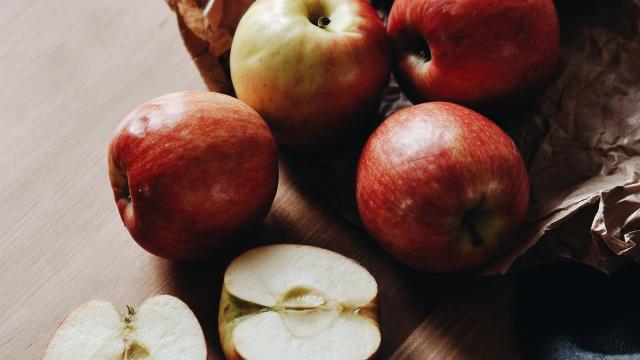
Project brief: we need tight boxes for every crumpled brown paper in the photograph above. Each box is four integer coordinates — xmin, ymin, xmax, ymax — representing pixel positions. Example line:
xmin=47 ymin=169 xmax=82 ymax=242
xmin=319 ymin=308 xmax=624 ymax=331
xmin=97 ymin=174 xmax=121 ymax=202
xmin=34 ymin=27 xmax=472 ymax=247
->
xmin=167 ymin=0 xmax=640 ymax=274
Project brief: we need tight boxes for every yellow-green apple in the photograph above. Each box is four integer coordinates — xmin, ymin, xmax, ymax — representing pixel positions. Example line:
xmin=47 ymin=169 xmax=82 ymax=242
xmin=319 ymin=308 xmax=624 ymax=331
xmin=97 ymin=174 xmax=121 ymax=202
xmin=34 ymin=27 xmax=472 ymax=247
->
xmin=219 ymin=244 xmax=381 ymax=360
xmin=356 ymin=102 xmax=529 ymax=272
xmin=387 ymin=0 xmax=559 ymax=109
xmin=230 ymin=0 xmax=390 ymax=149
xmin=43 ymin=295 xmax=206 ymax=360
xmin=108 ymin=92 xmax=278 ymax=260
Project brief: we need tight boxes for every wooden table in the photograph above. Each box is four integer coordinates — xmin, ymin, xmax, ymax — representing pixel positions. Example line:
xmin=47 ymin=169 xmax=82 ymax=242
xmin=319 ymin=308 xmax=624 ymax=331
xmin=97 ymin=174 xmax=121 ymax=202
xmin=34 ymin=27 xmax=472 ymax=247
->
xmin=0 ymin=0 xmax=521 ymax=358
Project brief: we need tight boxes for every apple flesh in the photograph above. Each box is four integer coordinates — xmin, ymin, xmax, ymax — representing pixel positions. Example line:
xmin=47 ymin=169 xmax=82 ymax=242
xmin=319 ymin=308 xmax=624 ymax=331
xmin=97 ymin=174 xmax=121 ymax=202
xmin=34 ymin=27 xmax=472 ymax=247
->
xmin=387 ymin=0 xmax=559 ymax=109
xmin=356 ymin=102 xmax=530 ymax=272
xmin=219 ymin=244 xmax=380 ymax=360
xmin=43 ymin=295 xmax=206 ymax=360
xmin=108 ymin=92 xmax=278 ymax=260
xmin=230 ymin=0 xmax=390 ymax=149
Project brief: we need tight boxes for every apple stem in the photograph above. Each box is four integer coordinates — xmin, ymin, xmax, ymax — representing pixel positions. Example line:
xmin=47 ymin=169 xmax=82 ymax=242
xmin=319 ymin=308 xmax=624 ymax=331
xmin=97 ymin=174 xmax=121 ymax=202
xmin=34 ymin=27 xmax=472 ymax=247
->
xmin=317 ymin=16 xmax=331 ymax=29
xmin=124 ymin=305 xmax=136 ymax=324
xmin=419 ymin=50 xmax=431 ymax=62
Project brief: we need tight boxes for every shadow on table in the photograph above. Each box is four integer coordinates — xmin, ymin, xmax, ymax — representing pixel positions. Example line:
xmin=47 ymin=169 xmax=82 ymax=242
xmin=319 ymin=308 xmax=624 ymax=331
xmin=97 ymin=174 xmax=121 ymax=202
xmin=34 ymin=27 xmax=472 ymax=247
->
xmin=150 ymin=154 xmax=520 ymax=359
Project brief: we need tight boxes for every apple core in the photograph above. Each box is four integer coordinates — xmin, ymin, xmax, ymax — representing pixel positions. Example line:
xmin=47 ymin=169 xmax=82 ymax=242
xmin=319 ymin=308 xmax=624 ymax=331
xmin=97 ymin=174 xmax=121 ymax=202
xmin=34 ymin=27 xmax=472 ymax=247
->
xmin=222 ymin=286 xmax=375 ymax=339
xmin=281 ymin=286 xmax=327 ymax=310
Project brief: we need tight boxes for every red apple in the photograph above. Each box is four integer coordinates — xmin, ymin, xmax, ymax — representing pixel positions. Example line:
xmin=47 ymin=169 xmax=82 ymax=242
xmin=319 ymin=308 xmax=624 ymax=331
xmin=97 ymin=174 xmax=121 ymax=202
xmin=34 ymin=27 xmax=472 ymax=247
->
xmin=356 ymin=102 xmax=529 ymax=272
xmin=230 ymin=0 xmax=390 ymax=149
xmin=387 ymin=0 xmax=559 ymax=109
xmin=108 ymin=92 xmax=278 ymax=260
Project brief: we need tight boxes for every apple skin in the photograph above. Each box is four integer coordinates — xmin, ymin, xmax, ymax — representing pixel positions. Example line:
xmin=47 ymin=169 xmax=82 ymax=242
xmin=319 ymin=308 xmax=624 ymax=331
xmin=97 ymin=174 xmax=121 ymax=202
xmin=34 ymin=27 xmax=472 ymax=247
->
xmin=356 ymin=102 xmax=529 ymax=272
xmin=387 ymin=0 xmax=559 ymax=110
xmin=108 ymin=92 xmax=279 ymax=260
xmin=230 ymin=0 xmax=390 ymax=149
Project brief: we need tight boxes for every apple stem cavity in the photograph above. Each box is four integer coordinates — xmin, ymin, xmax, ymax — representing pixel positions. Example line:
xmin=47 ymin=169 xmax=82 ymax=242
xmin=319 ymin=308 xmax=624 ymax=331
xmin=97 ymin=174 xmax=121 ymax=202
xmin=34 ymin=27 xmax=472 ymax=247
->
xmin=317 ymin=16 xmax=331 ymax=29
xmin=109 ymin=160 xmax=131 ymax=202
xmin=469 ymin=227 xmax=484 ymax=246
xmin=411 ymin=37 xmax=432 ymax=63
xmin=461 ymin=214 xmax=484 ymax=247
xmin=418 ymin=42 xmax=431 ymax=63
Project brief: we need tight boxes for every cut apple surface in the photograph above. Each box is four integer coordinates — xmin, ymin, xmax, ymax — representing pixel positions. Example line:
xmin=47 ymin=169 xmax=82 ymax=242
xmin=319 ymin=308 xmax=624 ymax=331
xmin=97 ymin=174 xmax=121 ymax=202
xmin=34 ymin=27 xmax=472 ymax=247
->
xmin=219 ymin=244 xmax=381 ymax=360
xmin=44 ymin=295 xmax=206 ymax=360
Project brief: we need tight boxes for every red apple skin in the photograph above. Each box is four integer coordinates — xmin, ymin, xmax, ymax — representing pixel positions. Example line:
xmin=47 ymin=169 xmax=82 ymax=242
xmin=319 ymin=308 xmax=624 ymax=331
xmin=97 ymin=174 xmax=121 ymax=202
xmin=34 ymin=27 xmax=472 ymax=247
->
xmin=387 ymin=0 xmax=559 ymax=110
xmin=108 ymin=92 xmax=278 ymax=260
xmin=356 ymin=102 xmax=529 ymax=272
xmin=230 ymin=0 xmax=390 ymax=149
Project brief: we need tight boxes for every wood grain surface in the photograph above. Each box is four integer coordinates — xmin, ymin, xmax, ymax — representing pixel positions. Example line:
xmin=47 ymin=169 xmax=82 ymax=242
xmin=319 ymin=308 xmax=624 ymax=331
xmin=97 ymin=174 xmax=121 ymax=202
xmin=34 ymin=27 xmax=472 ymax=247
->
xmin=0 ymin=0 xmax=520 ymax=358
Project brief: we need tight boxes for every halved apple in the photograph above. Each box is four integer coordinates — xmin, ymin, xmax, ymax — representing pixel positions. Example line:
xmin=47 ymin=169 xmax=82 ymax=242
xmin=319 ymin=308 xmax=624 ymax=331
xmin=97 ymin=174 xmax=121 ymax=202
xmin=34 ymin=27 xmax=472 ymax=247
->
xmin=219 ymin=244 xmax=381 ymax=360
xmin=43 ymin=295 xmax=206 ymax=360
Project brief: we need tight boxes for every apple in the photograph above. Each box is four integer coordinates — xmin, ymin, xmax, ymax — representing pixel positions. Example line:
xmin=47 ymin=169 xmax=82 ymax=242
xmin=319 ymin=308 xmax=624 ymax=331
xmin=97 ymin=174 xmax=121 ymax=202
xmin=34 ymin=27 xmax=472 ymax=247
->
xmin=387 ymin=0 xmax=559 ymax=109
xmin=356 ymin=102 xmax=530 ymax=272
xmin=219 ymin=244 xmax=380 ymax=360
xmin=43 ymin=295 xmax=206 ymax=359
xmin=108 ymin=92 xmax=278 ymax=260
xmin=230 ymin=0 xmax=390 ymax=149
